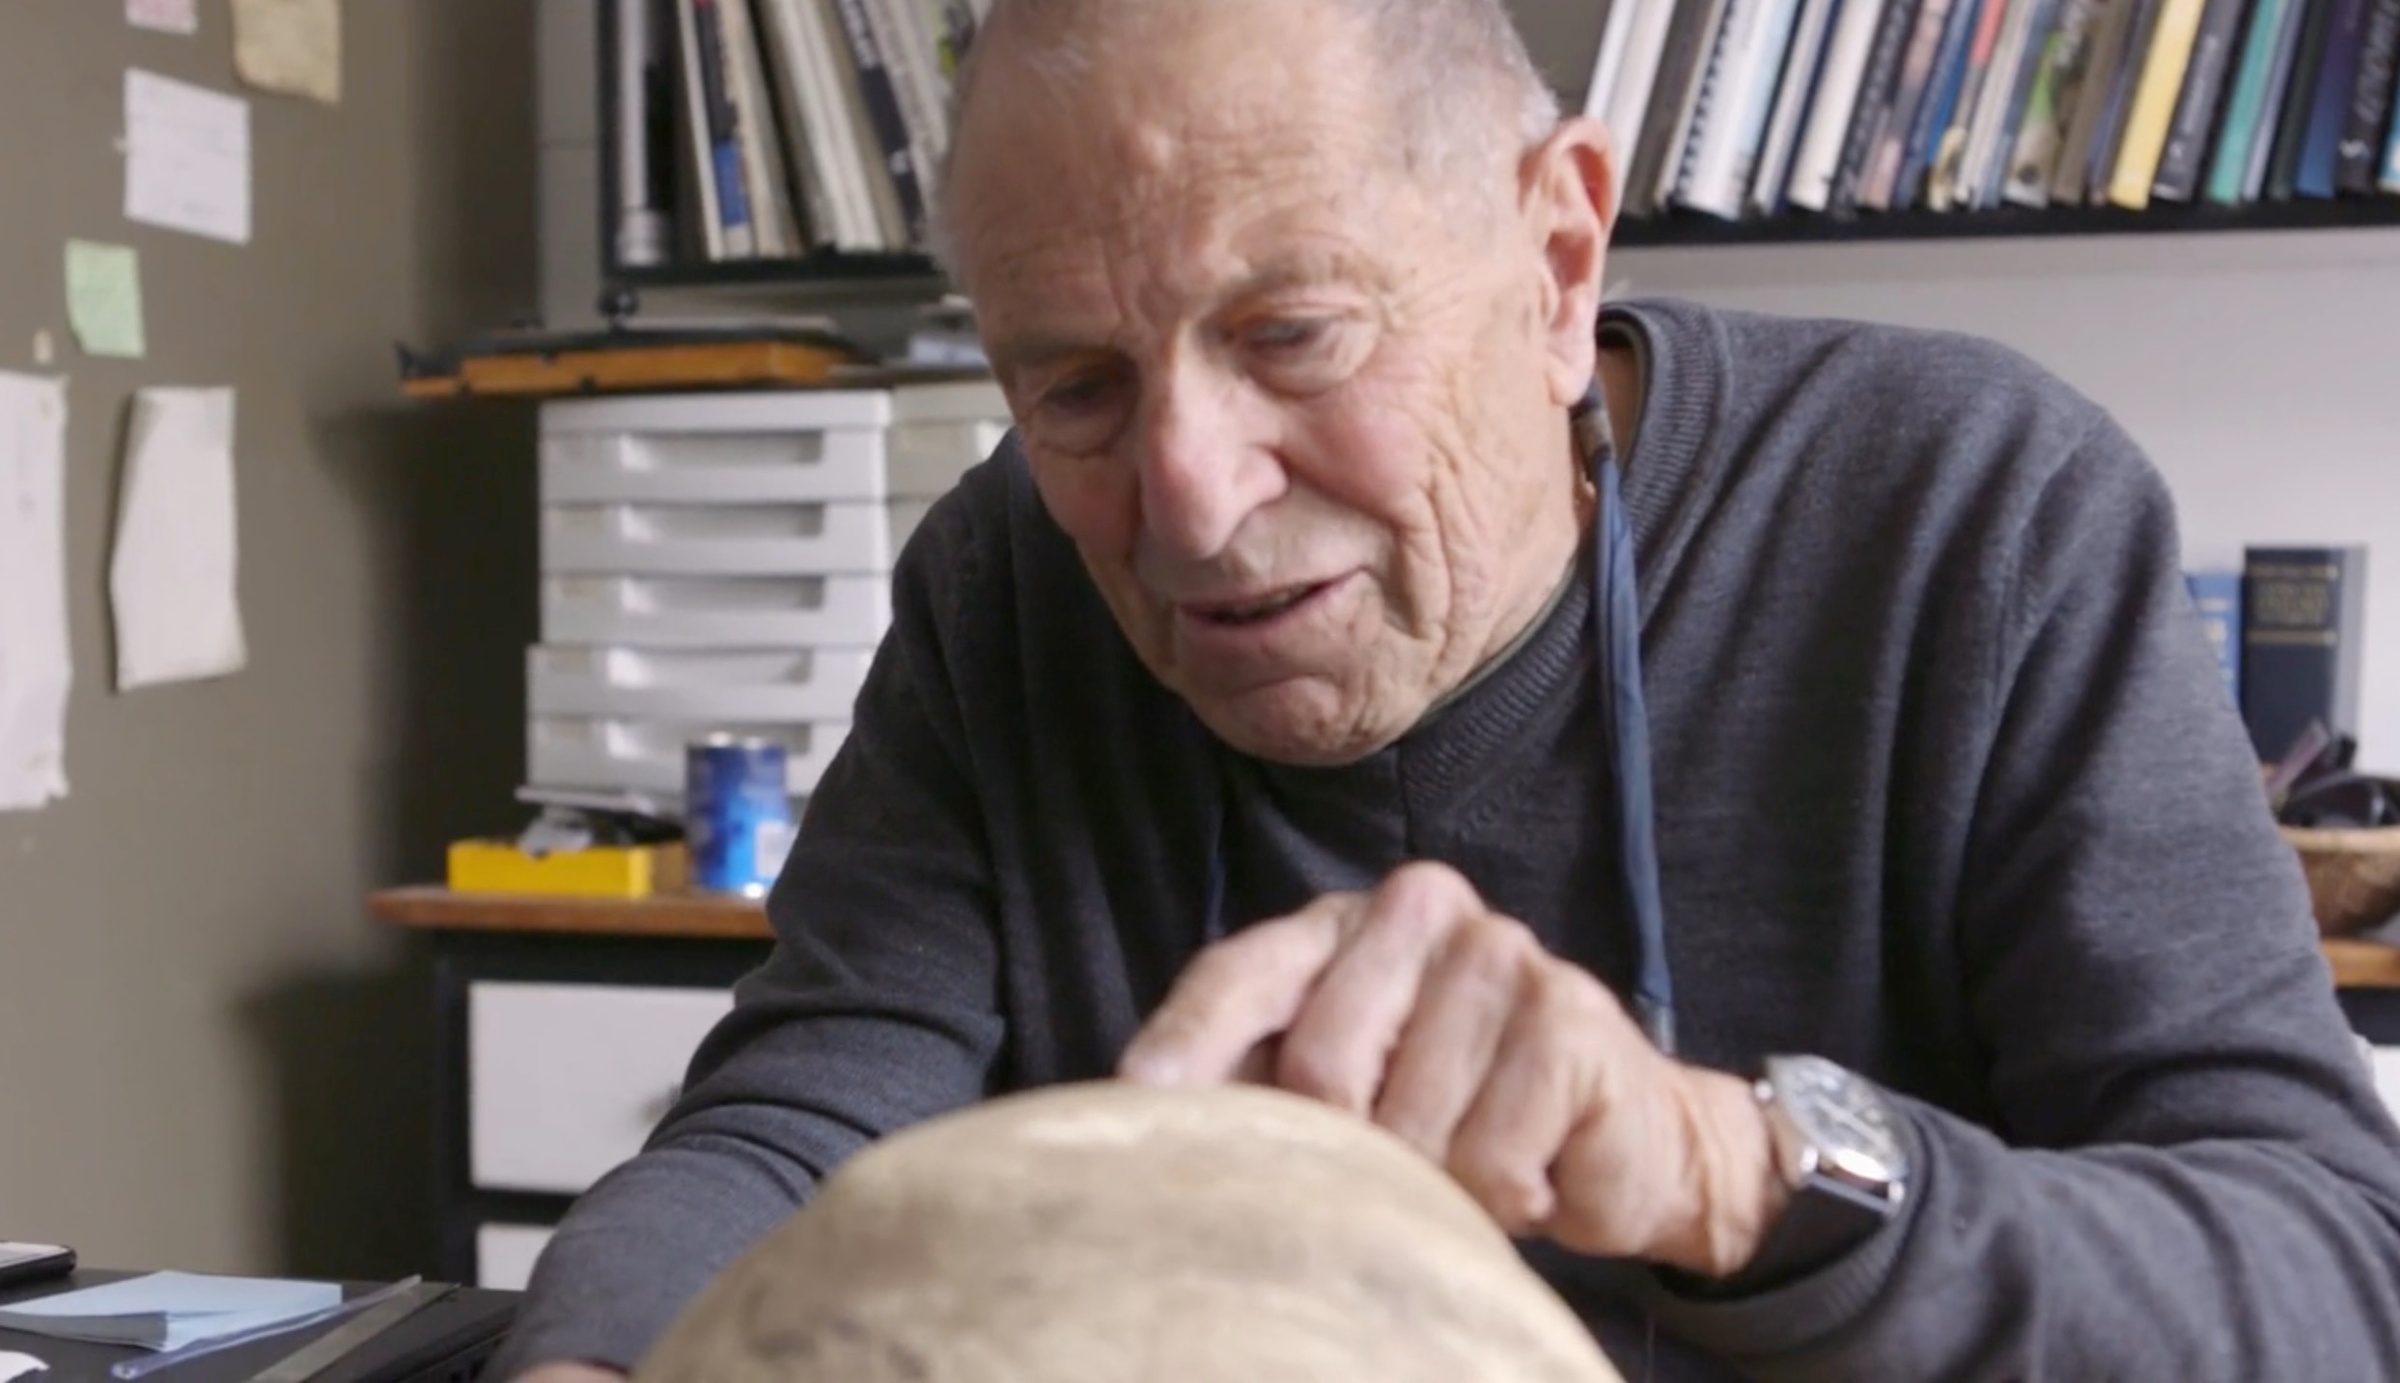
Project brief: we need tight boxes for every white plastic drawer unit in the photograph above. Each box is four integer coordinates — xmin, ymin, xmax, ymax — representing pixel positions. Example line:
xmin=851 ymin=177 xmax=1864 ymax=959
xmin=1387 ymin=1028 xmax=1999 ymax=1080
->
xmin=541 ymin=573 xmax=892 ymax=649
xmin=467 ymin=981 xmax=734 ymax=1195
xmin=528 ymin=646 xmax=875 ymax=722
xmin=474 ymin=1223 xmax=556 ymax=1292
xmin=540 ymin=500 xmax=934 ymax=576
xmin=528 ymin=716 xmax=848 ymax=796
xmin=538 ymin=385 xmax=1009 ymax=505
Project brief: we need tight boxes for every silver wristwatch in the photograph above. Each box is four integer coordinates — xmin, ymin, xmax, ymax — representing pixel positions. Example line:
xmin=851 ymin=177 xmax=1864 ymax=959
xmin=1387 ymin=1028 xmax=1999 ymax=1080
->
xmin=1744 ymin=1054 xmax=1910 ymax=1281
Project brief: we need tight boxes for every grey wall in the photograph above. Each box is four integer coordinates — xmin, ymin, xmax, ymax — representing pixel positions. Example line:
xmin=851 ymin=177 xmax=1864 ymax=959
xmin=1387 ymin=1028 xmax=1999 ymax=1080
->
xmin=0 ymin=1 xmax=539 ymax=1279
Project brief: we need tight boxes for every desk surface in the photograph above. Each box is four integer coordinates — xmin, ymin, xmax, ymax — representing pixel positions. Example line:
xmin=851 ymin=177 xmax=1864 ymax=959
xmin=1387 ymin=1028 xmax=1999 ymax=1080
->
xmin=372 ymin=886 xmax=2400 ymax=989
xmin=0 ymin=1271 xmax=516 ymax=1383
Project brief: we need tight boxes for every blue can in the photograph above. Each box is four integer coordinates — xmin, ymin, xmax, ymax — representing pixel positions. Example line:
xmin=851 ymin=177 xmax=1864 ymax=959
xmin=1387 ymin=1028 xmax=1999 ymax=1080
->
xmin=686 ymin=735 xmax=795 ymax=897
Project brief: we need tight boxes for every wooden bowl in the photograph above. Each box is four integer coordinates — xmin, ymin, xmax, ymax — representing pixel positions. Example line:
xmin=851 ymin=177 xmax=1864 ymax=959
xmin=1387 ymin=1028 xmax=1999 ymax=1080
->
xmin=2282 ymin=826 xmax=2400 ymax=937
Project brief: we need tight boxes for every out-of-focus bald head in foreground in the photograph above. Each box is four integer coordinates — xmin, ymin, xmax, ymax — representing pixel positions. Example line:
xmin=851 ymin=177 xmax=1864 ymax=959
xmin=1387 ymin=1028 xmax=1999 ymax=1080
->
xmin=631 ymin=1083 xmax=1622 ymax=1383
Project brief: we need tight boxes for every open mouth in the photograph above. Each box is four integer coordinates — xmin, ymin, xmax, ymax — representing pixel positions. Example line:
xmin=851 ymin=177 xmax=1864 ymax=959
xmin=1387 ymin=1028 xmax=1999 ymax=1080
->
xmin=1187 ymin=581 xmax=1333 ymax=627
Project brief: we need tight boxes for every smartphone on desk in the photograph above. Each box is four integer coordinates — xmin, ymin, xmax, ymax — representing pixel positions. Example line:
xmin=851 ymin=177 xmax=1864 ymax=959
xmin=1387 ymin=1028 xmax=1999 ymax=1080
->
xmin=0 ymin=1243 xmax=74 ymax=1292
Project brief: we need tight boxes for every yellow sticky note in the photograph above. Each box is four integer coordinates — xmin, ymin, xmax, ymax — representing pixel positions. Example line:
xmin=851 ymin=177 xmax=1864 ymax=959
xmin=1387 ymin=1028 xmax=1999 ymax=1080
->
xmin=65 ymin=240 xmax=147 ymax=360
xmin=231 ymin=0 xmax=340 ymax=105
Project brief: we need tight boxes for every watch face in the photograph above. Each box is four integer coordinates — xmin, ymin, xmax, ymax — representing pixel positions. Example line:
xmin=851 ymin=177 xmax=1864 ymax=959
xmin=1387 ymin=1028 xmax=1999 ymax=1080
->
xmin=1768 ymin=1054 xmax=1906 ymax=1189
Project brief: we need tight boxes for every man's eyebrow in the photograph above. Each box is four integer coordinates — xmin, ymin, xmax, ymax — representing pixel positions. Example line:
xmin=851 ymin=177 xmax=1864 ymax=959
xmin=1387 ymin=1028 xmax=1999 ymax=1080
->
xmin=988 ymin=332 xmax=1110 ymax=377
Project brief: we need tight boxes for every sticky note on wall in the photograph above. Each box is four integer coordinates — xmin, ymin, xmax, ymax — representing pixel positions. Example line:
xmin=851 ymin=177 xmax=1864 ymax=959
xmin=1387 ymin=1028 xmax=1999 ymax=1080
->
xmin=232 ymin=0 xmax=342 ymax=105
xmin=65 ymin=240 xmax=147 ymax=360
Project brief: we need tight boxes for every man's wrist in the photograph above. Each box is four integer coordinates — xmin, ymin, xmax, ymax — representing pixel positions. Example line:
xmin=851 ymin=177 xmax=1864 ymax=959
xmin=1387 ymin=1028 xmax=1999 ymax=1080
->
xmin=1655 ymin=1066 xmax=1791 ymax=1277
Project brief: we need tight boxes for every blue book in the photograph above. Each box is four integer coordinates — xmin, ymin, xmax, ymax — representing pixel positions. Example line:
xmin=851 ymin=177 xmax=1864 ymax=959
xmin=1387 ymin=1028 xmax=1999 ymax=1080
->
xmin=2185 ymin=570 xmax=2243 ymax=710
xmin=2295 ymin=0 xmax=2368 ymax=197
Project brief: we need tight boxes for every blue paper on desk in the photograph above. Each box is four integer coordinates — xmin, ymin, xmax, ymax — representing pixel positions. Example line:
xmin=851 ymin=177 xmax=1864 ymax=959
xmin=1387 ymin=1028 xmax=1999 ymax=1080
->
xmin=0 ymin=1272 xmax=341 ymax=1351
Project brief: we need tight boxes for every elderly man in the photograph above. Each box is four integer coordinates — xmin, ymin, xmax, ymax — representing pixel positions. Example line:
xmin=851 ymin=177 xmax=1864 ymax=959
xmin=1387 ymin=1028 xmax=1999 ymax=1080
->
xmin=498 ymin=0 xmax=2400 ymax=1377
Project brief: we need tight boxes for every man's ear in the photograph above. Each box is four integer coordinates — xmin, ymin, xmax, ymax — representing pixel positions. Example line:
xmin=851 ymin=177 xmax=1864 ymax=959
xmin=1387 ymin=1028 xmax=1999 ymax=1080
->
xmin=1519 ymin=117 xmax=1617 ymax=409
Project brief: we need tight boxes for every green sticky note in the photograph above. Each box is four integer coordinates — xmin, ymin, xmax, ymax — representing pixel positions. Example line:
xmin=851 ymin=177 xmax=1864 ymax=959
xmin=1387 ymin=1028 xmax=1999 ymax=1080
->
xmin=65 ymin=239 xmax=147 ymax=359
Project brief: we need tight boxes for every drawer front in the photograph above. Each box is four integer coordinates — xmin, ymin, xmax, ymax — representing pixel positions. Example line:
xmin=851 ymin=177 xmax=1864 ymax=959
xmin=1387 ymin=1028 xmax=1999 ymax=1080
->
xmin=528 ymin=716 xmax=847 ymax=796
xmin=527 ymin=646 xmax=875 ymax=723
xmin=542 ymin=389 xmax=893 ymax=437
xmin=468 ymin=981 xmax=734 ymax=1195
xmin=475 ymin=1222 xmax=557 ymax=1292
xmin=884 ymin=419 xmax=1009 ymax=498
xmin=541 ymin=427 xmax=891 ymax=505
xmin=541 ymin=574 xmax=892 ymax=649
xmin=541 ymin=500 xmax=932 ymax=576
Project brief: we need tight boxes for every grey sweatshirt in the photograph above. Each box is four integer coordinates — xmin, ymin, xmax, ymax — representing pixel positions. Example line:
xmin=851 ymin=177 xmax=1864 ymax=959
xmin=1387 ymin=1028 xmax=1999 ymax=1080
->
xmin=494 ymin=298 xmax=2400 ymax=1381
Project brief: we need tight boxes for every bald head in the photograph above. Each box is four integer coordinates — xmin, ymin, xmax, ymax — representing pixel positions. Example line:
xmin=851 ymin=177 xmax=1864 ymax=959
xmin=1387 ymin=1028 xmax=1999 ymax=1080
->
xmin=938 ymin=0 xmax=1560 ymax=263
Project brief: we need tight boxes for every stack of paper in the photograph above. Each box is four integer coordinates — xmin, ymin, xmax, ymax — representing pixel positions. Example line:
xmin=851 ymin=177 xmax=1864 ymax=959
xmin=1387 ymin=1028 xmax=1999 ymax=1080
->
xmin=0 ymin=1273 xmax=340 ymax=1352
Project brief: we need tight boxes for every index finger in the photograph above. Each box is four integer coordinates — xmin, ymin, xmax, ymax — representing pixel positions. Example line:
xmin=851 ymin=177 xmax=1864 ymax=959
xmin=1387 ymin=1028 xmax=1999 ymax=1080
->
xmin=1118 ymin=895 xmax=1361 ymax=1087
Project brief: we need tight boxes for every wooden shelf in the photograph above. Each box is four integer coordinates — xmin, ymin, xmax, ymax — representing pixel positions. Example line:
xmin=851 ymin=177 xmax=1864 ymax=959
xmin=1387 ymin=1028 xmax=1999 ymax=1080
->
xmin=369 ymin=885 xmax=770 ymax=941
xmin=2325 ymin=938 xmax=2400 ymax=991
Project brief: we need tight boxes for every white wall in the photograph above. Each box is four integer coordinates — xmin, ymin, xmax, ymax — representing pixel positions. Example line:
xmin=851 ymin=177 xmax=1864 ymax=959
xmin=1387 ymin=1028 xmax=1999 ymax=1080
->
xmin=1611 ymin=231 xmax=2400 ymax=771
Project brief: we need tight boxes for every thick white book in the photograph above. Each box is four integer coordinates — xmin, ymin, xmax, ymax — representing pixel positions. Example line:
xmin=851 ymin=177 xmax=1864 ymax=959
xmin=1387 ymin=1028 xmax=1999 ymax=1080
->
xmin=1784 ymin=0 xmax=1890 ymax=209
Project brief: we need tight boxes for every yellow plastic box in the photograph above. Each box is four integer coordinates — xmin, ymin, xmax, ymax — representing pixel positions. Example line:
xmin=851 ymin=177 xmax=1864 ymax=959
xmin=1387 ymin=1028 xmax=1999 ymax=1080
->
xmin=446 ymin=838 xmax=689 ymax=899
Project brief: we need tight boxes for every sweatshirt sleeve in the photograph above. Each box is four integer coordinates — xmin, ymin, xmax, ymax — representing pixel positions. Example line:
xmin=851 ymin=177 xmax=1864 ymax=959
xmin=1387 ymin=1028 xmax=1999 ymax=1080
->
xmin=489 ymin=487 xmax=1009 ymax=1379
xmin=1645 ymin=415 xmax=2400 ymax=1378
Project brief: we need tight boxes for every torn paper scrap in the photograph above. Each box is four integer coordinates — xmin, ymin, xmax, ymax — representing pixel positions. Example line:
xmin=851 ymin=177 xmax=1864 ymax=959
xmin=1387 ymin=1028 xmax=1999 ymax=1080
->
xmin=110 ymin=387 xmax=247 ymax=691
xmin=0 ymin=372 xmax=72 ymax=812
xmin=123 ymin=70 xmax=251 ymax=245
xmin=65 ymin=241 xmax=146 ymax=360
xmin=232 ymin=0 xmax=341 ymax=105
xmin=126 ymin=0 xmax=198 ymax=34
xmin=0 ymin=1349 xmax=48 ymax=1382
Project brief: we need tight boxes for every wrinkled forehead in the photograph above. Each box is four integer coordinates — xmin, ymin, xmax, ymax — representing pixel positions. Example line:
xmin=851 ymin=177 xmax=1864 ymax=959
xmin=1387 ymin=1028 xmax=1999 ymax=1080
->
xmin=944 ymin=3 xmax=1407 ymax=315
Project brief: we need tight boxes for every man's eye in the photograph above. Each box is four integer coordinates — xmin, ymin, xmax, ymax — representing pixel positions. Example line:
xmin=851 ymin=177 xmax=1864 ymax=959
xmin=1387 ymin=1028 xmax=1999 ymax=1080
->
xmin=1042 ymin=370 xmax=1124 ymax=414
xmin=1247 ymin=319 xmax=1328 ymax=353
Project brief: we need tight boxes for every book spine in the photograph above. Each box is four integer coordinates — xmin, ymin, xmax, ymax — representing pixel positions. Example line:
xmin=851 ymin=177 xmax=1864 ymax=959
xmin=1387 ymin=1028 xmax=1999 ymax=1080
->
xmin=2081 ymin=0 xmax=2163 ymax=200
xmin=2185 ymin=570 xmax=2244 ymax=711
xmin=1831 ymin=0 xmax=1928 ymax=210
xmin=1925 ymin=0 xmax=2011 ymax=209
xmin=1675 ymin=0 xmax=1769 ymax=215
xmin=2241 ymin=546 xmax=2369 ymax=762
xmin=1976 ymin=0 xmax=2062 ymax=204
xmin=1860 ymin=0 xmax=1960 ymax=207
xmin=2105 ymin=0 xmax=2208 ymax=208
xmin=2295 ymin=0 xmax=2368 ymax=195
xmin=1586 ymin=0 xmax=1641 ymax=119
xmin=2003 ymin=0 xmax=2101 ymax=205
xmin=2202 ymin=0 xmax=2293 ymax=203
xmin=693 ymin=0 xmax=758 ymax=257
xmin=2337 ymin=0 xmax=2400 ymax=191
xmin=2387 ymin=92 xmax=2400 ymax=190
xmin=2265 ymin=0 xmax=2334 ymax=199
xmin=2049 ymin=0 xmax=2135 ymax=201
xmin=1785 ymin=0 xmax=1891 ymax=209
xmin=1604 ymin=0 xmax=1683 ymax=178
xmin=828 ymin=0 xmax=930 ymax=244
xmin=1750 ymin=0 xmax=1841 ymax=213
xmin=2149 ymin=0 xmax=2247 ymax=201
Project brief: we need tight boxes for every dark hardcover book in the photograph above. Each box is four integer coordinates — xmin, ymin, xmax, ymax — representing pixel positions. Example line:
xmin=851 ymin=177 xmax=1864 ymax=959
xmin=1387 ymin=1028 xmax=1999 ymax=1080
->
xmin=1832 ymin=0 xmax=1928 ymax=210
xmin=2265 ymin=0 xmax=2334 ymax=198
xmin=2152 ymin=0 xmax=2254 ymax=199
xmin=2295 ymin=0 xmax=2367 ymax=194
xmin=693 ymin=0 xmax=756 ymax=253
xmin=2337 ymin=0 xmax=2400 ymax=190
xmin=1894 ymin=0 xmax=1987 ymax=208
xmin=827 ymin=0 xmax=930 ymax=245
xmin=2186 ymin=569 xmax=2244 ymax=710
xmin=2241 ymin=546 xmax=2368 ymax=762
xmin=2083 ymin=0 xmax=2163 ymax=195
xmin=1629 ymin=0 xmax=1736 ymax=218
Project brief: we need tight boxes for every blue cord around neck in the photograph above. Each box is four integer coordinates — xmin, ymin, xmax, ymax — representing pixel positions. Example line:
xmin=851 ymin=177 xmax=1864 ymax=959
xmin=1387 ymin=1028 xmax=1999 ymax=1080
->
xmin=1194 ymin=381 xmax=1678 ymax=1057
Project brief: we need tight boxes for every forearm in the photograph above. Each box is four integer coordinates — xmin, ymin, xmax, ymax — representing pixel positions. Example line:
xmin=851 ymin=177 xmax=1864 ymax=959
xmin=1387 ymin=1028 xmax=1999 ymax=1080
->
xmin=488 ymin=1129 xmax=819 ymax=1378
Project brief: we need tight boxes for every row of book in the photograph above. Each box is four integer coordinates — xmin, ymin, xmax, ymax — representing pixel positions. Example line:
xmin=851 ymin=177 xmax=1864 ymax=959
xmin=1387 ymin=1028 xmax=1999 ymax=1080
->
xmin=1593 ymin=0 xmax=2400 ymax=223
xmin=610 ymin=0 xmax=985 ymax=265
xmin=2188 ymin=546 xmax=2370 ymax=767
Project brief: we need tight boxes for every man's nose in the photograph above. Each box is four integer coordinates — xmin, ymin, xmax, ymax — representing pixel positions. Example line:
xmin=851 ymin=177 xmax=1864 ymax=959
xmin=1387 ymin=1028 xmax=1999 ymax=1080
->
xmin=1130 ymin=366 xmax=1287 ymax=561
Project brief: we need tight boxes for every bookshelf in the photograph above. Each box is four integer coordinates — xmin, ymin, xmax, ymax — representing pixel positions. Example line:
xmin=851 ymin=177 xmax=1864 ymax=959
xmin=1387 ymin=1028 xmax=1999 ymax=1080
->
xmin=594 ymin=0 xmax=2400 ymax=306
